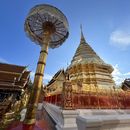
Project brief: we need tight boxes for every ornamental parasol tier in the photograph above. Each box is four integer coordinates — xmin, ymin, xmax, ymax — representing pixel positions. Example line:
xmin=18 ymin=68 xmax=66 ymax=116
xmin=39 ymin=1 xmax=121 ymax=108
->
xmin=24 ymin=4 xmax=69 ymax=126
xmin=25 ymin=4 xmax=69 ymax=48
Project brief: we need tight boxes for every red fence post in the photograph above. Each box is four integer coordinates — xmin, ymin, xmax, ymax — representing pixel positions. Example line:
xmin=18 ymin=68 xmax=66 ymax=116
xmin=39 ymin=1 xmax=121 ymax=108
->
xmin=55 ymin=95 xmax=57 ymax=105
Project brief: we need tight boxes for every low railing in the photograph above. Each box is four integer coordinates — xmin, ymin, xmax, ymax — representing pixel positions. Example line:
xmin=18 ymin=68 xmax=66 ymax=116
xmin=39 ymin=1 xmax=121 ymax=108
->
xmin=71 ymin=91 xmax=130 ymax=109
xmin=44 ymin=81 xmax=130 ymax=110
xmin=44 ymin=94 xmax=62 ymax=106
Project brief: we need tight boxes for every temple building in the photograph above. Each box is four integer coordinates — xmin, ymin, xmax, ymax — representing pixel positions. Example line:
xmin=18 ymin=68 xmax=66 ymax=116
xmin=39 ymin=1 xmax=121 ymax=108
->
xmin=44 ymin=70 xmax=66 ymax=96
xmin=0 ymin=62 xmax=30 ymax=101
xmin=0 ymin=62 xmax=30 ymax=123
xmin=122 ymin=78 xmax=130 ymax=91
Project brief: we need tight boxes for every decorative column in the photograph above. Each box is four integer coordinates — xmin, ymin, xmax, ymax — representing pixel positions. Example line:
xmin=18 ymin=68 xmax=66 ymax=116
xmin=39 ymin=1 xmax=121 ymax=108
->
xmin=24 ymin=31 xmax=50 ymax=124
xmin=63 ymin=81 xmax=73 ymax=109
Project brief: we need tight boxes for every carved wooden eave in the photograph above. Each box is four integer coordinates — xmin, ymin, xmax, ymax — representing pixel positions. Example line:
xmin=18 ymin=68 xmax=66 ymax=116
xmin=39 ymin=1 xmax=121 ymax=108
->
xmin=17 ymin=66 xmax=28 ymax=81
xmin=0 ymin=84 xmax=22 ymax=91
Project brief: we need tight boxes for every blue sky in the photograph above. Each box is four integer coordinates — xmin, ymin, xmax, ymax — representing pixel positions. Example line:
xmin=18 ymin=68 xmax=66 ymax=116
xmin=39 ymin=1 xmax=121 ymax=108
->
xmin=0 ymin=0 xmax=130 ymax=85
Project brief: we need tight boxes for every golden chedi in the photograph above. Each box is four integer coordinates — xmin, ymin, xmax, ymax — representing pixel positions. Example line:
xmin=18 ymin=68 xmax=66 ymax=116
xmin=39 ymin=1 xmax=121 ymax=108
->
xmin=67 ymin=28 xmax=115 ymax=91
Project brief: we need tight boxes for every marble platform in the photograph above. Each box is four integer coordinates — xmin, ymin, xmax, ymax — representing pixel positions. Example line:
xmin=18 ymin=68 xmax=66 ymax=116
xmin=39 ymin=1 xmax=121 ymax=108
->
xmin=43 ymin=102 xmax=130 ymax=130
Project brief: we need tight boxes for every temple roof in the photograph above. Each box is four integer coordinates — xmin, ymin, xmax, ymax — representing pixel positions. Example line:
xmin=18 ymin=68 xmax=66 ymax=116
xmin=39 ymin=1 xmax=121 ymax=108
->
xmin=46 ymin=69 xmax=65 ymax=87
xmin=0 ymin=62 xmax=30 ymax=91
xmin=70 ymin=28 xmax=108 ymax=67
xmin=122 ymin=79 xmax=130 ymax=90
xmin=0 ymin=62 xmax=26 ymax=73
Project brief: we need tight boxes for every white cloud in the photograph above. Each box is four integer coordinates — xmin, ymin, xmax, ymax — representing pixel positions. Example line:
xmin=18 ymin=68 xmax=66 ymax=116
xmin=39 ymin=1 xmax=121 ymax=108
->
xmin=44 ymin=73 xmax=52 ymax=80
xmin=30 ymin=71 xmax=35 ymax=80
xmin=110 ymin=30 xmax=130 ymax=48
xmin=0 ymin=57 xmax=8 ymax=63
xmin=112 ymin=64 xmax=130 ymax=85
xmin=124 ymin=72 xmax=130 ymax=76
xmin=30 ymin=71 xmax=52 ymax=83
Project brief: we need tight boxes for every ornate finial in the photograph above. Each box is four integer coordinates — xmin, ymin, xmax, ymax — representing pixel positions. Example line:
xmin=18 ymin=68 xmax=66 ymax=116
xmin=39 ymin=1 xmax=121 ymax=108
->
xmin=80 ymin=24 xmax=82 ymax=32
xmin=80 ymin=24 xmax=86 ymax=42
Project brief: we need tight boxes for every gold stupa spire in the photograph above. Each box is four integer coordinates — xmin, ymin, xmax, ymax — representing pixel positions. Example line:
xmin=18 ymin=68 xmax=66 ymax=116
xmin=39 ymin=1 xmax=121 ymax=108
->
xmin=80 ymin=24 xmax=86 ymax=42
xmin=70 ymin=25 xmax=104 ymax=66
